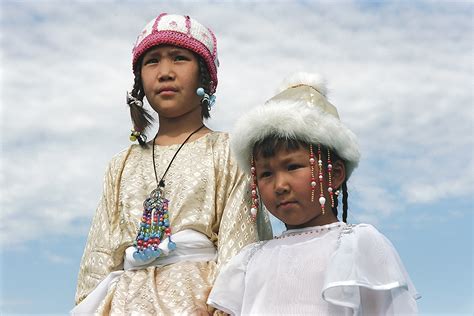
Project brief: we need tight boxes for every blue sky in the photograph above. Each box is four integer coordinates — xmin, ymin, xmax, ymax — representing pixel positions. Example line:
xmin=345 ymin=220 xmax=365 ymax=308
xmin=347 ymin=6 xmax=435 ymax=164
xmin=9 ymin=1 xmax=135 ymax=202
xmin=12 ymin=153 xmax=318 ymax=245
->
xmin=1 ymin=0 xmax=473 ymax=314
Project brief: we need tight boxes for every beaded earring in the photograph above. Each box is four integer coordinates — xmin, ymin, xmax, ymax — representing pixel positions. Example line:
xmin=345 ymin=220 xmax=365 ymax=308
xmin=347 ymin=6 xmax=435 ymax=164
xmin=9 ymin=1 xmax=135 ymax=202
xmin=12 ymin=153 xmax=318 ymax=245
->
xmin=196 ymin=87 xmax=216 ymax=111
xmin=327 ymin=149 xmax=335 ymax=208
xmin=309 ymin=145 xmax=317 ymax=202
xmin=317 ymin=144 xmax=326 ymax=215
xmin=250 ymin=157 xmax=258 ymax=220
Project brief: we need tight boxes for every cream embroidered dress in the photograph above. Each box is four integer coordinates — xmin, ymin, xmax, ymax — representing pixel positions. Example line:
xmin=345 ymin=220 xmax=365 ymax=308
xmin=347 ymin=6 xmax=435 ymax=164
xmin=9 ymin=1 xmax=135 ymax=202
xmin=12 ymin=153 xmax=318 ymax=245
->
xmin=74 ymin=132 xmax=269 ymax=315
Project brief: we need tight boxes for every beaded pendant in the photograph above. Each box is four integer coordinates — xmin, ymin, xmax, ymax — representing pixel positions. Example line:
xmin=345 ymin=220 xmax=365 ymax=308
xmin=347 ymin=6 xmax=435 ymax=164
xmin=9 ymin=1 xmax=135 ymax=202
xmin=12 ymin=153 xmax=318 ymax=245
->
xmin=133 ymin=187 xmax=176 ymax=261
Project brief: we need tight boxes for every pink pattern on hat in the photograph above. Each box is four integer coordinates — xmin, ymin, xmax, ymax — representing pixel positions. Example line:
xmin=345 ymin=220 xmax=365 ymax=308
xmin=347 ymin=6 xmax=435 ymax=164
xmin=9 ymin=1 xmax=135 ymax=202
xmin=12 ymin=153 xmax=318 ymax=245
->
xmin=185 ymin=15 xmax=192 ymax=37
xmin=132 ymin=13 xmax=219 ymax=93
xmin=152 ymin=13 xmax=167 ymax=32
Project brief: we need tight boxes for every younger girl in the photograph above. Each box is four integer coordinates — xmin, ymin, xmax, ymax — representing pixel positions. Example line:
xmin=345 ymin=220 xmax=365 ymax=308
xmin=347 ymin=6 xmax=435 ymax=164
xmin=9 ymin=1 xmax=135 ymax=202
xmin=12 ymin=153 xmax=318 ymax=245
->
xmin=73 ymin=13 xmax=271 ymax=315
xmin=208 ymin=72 xmax=420 ymax=315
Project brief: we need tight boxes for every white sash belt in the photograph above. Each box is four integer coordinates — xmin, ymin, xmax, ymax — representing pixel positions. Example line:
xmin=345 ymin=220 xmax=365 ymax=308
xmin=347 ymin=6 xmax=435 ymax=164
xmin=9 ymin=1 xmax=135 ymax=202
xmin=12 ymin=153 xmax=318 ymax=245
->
xmin=71 ymin=229 xmax=217 ymax=315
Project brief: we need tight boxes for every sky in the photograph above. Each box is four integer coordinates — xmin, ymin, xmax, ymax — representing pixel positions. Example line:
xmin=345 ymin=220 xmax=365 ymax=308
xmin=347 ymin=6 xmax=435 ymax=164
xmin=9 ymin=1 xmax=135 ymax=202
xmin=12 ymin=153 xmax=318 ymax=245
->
xmin=0 ymin=0 xmax=473 ymax=314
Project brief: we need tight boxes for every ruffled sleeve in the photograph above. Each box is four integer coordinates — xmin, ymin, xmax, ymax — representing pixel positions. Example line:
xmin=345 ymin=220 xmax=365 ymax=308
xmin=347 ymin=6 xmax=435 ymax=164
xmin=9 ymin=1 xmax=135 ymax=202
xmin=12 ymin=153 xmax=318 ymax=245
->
xmin=207 ymin=243 xmax=261 ymax=315
xmin=322 ymin=224 xmax=420 ymax=315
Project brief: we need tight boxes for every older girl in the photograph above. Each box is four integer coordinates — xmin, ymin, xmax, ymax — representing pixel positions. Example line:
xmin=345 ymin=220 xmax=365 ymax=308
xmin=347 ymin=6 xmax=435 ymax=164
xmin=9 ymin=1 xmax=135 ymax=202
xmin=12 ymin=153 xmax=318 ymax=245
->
xmin=73 ymin=13 xmax=271 ymax=315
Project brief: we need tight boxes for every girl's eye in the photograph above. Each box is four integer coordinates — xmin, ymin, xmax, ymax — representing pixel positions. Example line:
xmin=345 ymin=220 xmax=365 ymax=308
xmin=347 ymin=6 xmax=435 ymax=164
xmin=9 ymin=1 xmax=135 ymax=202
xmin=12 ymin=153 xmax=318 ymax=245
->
xmin=258 ymin=171 xmax=272 ymax=179
xmin=144 ymin=58 xmax=158 ymax=65
xmin=174 ymin=55 xmax=189 ymax=61
xmin=288 ymin=164 xmax=303 ymax=171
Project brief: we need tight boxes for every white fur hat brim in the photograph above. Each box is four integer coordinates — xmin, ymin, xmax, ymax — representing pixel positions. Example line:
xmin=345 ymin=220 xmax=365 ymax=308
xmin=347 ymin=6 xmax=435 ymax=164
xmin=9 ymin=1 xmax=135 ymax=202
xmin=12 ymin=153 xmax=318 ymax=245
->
xmin=231 ymin=72 xmax=360 ymax=178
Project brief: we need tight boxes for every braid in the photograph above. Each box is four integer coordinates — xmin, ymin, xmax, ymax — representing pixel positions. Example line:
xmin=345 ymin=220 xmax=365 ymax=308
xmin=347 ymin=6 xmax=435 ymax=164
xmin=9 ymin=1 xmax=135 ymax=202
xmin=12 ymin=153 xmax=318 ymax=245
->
xmin=198 ymin=57 xmax=212 ymax=119
xmin=331 ymin=192 xmax=339 ymax=218
xmin=342 ymin=181 xmax=348 ymax=223
xmin=128 ymin=66 xmax=154 ymax=147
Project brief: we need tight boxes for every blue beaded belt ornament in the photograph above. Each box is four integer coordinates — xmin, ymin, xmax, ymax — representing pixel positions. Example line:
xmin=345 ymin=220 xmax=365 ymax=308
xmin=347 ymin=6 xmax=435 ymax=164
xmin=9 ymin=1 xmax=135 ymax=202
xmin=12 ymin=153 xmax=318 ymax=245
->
xmin=133 ymin=124 xmax=205 ymax=261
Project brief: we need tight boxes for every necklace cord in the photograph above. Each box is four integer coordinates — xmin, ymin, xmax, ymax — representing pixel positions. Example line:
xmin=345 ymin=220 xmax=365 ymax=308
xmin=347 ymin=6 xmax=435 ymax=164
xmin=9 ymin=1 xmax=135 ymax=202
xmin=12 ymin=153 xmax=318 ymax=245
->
xmin=152 ymin=124 xmax=205 ymax=188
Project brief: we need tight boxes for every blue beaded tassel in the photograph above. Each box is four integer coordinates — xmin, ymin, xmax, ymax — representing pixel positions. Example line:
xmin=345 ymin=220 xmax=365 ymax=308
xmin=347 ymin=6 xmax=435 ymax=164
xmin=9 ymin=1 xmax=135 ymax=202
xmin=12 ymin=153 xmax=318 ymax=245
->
xmin=133 ymin=124 xmax=205 ymax=262
xmin=133 ymin=187 xmax=176 ymax=261
xmin=196 ymin=87 xmax=216 ymax=109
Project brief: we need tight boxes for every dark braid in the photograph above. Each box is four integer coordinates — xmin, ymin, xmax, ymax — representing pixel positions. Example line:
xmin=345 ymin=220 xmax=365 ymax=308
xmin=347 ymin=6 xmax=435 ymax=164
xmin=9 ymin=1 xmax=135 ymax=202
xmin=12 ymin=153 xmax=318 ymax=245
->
xmin=332 ymin=192 xmax=339 ymax=219
xmin=342 ymin=181 xmax=348 ymax=223
xmin=128 ymin=64 xmax=154 ymax=147
xmin=197 ymin=57 xmax=212 ymax=119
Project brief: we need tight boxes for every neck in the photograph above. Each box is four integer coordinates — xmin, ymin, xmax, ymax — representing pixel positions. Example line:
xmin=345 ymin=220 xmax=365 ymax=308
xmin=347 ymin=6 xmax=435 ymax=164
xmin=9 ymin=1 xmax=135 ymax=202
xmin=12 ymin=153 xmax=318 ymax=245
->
xmin=286 ymin=214 xmax=339 ymax=230
xmin=155 ymin=114 xmax=209 ymax=145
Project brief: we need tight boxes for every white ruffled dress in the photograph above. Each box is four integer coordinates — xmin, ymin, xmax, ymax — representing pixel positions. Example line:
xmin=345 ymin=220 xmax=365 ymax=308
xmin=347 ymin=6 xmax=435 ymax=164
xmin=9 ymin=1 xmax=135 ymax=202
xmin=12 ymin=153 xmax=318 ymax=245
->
xmin=208 ymin=222 xmax=420 ymax=315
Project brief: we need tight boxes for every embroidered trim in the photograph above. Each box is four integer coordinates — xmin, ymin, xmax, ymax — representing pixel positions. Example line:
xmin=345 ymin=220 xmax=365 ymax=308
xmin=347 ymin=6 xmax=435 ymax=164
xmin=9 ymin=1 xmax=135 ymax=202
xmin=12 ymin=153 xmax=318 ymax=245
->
xmin=243 ymin=241 xmax=268 ymax=271
xmin=336 ymin=224 xmax=355 ymax=248
xmin=276 ymin=223 xmax=344 ymax=239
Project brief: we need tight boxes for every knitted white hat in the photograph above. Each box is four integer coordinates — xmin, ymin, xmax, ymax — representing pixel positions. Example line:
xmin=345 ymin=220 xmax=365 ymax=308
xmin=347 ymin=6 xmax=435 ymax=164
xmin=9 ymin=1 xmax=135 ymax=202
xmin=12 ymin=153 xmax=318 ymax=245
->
xmin=231 ymin=72 xmax=360 ymax=178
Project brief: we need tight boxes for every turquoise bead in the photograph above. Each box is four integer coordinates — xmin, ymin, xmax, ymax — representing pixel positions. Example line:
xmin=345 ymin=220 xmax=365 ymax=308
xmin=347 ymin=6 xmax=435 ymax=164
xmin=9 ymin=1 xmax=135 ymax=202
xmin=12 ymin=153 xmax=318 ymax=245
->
xmin=153 ymin=249 xmax=162 ymax=257
xmin=168 ymin=241 xmax=177 ymax=250
xmin=144 ymin=247 xmax=153 ymax=258
xmin=196 ymin=87 xmax=205 ymax=96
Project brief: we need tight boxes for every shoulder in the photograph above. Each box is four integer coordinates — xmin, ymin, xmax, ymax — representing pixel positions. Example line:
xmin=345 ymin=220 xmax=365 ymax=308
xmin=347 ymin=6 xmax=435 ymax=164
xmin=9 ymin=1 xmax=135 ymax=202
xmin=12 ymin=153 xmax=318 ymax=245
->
xmin=104 ymin=144 xmax=144 ymax=175
xmin=348 ymin=223 xmax=384 ymax=239
xmin=339 ymin=223 xmax=392 ymax=250
xmin=108 ymin=145 xmax=136 ymax=165
xmin=351 ymin=223 xmax=390 ymax=244
xmin=208 ymin=131 xmax=243 ymax=170
xmin=220 ymin=240 xmax=266 ymax=272
xmin=337 ymin=223 xmax=404 ymax=269
xmin=206 ymin=131 xmax=230 ymax=149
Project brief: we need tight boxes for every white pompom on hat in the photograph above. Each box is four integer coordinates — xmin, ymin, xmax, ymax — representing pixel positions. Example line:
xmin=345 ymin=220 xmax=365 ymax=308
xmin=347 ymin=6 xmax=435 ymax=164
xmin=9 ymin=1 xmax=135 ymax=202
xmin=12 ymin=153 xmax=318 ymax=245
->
xmin=231 ymin=72 xmax=360 ymax=179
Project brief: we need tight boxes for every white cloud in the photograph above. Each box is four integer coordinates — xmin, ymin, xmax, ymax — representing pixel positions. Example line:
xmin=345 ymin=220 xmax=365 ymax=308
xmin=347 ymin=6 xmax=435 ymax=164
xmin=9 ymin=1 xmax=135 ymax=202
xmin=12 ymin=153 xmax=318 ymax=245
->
xmin=1 ymin=0 xmax=472 ymax=248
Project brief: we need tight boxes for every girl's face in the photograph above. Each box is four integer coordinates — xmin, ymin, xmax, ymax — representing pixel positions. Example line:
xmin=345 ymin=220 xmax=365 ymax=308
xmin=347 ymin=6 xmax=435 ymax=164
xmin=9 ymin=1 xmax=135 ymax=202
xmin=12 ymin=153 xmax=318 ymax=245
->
xmin=141 ymin=45 xmax=202 ymax=120
xmin=255 ymin=146 xmax=343 ymax=229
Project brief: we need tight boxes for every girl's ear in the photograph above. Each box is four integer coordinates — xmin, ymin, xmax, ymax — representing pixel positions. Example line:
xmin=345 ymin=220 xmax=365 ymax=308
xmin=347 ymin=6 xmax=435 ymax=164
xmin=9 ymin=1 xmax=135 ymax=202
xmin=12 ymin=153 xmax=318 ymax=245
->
xmin=331 ymin=160 xmax=346 ymax=190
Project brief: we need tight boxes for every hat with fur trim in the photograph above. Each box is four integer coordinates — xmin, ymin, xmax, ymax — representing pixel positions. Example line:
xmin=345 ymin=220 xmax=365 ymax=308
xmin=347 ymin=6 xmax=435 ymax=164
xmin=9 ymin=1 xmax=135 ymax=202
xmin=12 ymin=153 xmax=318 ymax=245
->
xmin=231 ymin=72 xmax=360 ymax=178
xmin=132 ymin=13 xmax=219 ymax=93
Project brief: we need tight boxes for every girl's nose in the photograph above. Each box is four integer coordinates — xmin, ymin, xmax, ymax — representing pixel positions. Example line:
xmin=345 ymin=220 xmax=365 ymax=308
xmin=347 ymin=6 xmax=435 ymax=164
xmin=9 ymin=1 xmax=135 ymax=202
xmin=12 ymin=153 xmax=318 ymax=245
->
xmin=274 ymin=174 xmax=289 ymax=195
xmin=157 ymin=61 xmax=175 ymax=81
